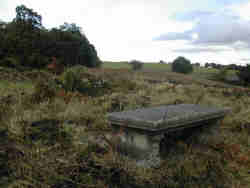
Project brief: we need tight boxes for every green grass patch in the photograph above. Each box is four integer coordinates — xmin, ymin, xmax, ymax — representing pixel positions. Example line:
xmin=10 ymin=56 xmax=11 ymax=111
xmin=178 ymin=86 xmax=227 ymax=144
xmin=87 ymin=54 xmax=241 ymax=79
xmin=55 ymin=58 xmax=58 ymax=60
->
xmin=103 ymin=61 xmax=171 ymax=71
xmin=0 ymin=80 xmax=34 ymax=94
xmin=102 ymin=61 xmax=130 ymax=69
xmin=102 ymin=61 xmax=218 ymax=80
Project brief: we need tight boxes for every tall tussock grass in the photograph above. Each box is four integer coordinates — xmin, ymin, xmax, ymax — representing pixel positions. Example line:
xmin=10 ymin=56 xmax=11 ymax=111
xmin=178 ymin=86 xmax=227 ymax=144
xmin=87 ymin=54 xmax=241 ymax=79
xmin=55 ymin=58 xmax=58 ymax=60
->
xmin=1 ymin=66 xmax=250 ymax=187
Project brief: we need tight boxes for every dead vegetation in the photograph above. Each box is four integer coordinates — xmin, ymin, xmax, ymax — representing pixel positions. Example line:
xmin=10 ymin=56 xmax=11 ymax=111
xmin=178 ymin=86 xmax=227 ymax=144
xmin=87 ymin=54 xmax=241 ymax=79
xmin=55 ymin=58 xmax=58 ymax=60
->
xmin=0 ymin=66 xmax=250 ymax=187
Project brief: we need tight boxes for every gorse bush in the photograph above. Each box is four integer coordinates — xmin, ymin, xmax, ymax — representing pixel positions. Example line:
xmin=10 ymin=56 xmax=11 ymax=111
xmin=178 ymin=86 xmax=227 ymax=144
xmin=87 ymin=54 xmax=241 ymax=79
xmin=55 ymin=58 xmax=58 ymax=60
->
xmin=0 ymin=57 xmax=20 ymax=69
xmin=172 ymin=56 xmax=193 ymax=74
xmin=237 ymin=64 xmax=250 ymax=86
xmin=0 ymin=126 xmax=8 ymax=184
xmin=130 ymin=60 xmax=143 ymax=71
xmin=60 ymin=66 xmax=87 ymax=92
xmin=30 ymin=79 xmax=57 ymax=104
xmin=60 ymin=66 xmax=112 ymax=96
xmin=21 ymin=119 xmax=73 ymax=146
xmin=216 ymin=68 xmax=228 ymax=81
xmin=111 ymin=79 xmax=138 ymax=93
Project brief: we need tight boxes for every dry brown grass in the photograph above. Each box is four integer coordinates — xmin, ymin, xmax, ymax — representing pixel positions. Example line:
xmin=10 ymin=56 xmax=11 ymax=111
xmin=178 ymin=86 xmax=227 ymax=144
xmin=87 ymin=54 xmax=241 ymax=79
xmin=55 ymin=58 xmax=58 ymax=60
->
xmin=1 ymin=66 xmax=250 ymax=187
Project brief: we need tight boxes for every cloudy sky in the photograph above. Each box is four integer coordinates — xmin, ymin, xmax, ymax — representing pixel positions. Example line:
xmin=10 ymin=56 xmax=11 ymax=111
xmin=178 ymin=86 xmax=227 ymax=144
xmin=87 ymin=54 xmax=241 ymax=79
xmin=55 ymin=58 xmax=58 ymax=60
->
xmin=1 ymin=0 xmax=250 ymax=64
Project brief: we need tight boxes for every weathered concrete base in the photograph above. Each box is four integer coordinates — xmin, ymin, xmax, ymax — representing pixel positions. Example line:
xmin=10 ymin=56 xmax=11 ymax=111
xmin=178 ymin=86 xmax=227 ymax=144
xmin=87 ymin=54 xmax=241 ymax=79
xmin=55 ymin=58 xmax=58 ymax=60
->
xmin=136 ymin=135 xmax=164 ymax=168
xmin=186 ymin=120 xmax=222 ymax=145
xmin=111 ymin=120 xmax=221 ymax=168
xmin=107 ymin=104 xmax=228 ymax=168
xmin=111 ymin=126 xmax=163 ymax=168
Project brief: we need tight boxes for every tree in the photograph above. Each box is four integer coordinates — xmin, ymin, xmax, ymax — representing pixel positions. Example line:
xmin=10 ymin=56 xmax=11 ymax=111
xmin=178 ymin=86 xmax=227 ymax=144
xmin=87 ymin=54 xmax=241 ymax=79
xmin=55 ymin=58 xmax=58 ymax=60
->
xmin=194 ymin=62 xmax=200 ymax=67
xmin=159 ymin=60 xmax=166 ymax=64
xmin=0 ymin=21 xmax=5 ymax=59
xmin=59 ymin=22 xmax=82 ymax=37
xmin=237 ymin=64 xmax=250 ymax=86
xmin=0 ymin=20 xmax=7 ymax=29
xmin=0 ymin=5 xmax=101 ymax=69
xmin=130 ymin=60 xmax=143 ymax=71
xmin=14 ymin=5 xmax=42 ymax=29
xmin=172 ymin=56 xmax=193 ymax=74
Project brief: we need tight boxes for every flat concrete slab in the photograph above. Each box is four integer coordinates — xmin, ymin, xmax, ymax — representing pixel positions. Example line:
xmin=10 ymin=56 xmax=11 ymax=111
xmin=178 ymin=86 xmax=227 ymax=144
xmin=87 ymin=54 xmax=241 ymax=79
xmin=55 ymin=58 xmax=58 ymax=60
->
xmin=107 ymin=104 xmax=229 ymax=133
xmin=107 ymin=104 xmax=229 ymax=168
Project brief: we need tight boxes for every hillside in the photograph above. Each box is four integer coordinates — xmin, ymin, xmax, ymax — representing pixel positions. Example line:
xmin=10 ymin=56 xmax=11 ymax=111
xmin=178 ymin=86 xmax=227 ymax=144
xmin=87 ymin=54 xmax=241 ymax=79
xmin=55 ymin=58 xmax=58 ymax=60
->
xmin=1 ymin=66 xmax=249 ymax=187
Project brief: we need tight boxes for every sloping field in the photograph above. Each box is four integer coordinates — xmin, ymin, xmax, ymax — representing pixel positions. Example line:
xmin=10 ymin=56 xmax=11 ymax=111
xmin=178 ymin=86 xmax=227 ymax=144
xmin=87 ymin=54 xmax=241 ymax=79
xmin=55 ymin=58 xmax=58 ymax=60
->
xmin=1 ymin=66 xmax=249 ymax=188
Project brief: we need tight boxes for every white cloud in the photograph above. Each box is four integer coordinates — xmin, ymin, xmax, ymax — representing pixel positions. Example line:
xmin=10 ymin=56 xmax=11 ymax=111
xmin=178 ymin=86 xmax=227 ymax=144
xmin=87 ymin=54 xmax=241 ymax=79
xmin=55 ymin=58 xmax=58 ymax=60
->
xmin=154 ymin=3 xmax=250 ymax=64
xmin=173 ymin=47 xmax=231 ymax=53
xmin=229 ymin=1 xmax=250 ymax=21
xmin=0 ymin=0 xmax=250 ymax=64
xmin=156 ymin=10 xmax=250 ymax=46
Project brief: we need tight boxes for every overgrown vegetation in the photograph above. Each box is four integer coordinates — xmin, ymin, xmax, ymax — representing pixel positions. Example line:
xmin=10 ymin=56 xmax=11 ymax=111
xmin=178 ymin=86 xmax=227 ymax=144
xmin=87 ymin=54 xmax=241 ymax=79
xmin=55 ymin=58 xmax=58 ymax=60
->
xmin=1 ymin=4 xmax=250 ymax=187
xmin=1 ymin=65 xmax=250 ymax=187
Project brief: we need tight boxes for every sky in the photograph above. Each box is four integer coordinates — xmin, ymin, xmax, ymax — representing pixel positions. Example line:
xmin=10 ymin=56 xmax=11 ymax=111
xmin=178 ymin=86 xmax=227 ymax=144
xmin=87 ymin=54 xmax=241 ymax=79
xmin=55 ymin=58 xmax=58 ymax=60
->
xmin=1 ymin=0 xmax=250 ymax=65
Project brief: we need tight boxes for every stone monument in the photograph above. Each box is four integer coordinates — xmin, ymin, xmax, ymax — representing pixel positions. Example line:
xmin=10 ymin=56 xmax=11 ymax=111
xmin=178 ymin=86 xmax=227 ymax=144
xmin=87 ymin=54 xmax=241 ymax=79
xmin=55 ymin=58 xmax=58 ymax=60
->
xmin=107 ymin=104 xmax=229 ymax=167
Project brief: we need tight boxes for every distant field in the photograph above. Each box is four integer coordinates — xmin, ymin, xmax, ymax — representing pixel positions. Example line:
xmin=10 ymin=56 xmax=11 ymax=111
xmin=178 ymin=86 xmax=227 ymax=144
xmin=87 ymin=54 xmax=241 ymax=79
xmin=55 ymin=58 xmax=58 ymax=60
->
xmin=102 ymin=61 xmax=219 ymax=79
xmin=103 ymin=61 xmax=172 ymax=71
xmin=102 ymin=61 xmax=131 ymax=69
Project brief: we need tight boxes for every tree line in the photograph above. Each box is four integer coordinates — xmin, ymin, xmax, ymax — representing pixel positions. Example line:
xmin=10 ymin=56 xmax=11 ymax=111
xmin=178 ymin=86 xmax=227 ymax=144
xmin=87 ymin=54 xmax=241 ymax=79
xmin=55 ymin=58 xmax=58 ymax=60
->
xmin=204 ymin=62 xmax=245 ymax=71
xmin=0 ymin=5 xmax=102 ymax=70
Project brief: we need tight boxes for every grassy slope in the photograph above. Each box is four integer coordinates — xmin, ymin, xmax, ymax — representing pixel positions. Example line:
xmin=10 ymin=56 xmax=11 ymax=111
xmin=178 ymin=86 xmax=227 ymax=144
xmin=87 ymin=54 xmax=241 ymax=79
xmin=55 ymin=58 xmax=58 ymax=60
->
xmin=1 ymin=66 xmax=250 ymax=187
xmin=103 ymin=61 xmax=219 ymax=79
xmin=103 ymin=61 xmax=172 ymax=71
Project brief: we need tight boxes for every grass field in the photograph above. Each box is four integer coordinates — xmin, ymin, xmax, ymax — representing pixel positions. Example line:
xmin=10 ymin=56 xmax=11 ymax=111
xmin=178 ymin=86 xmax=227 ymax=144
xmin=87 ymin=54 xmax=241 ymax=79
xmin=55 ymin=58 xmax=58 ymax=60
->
xmin=1 ymin=65 xmax=249 ymax=188
xmin=103 ymin=61 xmax=172 ymax=71
xmin=103 ymin=61 xmax=220 ymax=80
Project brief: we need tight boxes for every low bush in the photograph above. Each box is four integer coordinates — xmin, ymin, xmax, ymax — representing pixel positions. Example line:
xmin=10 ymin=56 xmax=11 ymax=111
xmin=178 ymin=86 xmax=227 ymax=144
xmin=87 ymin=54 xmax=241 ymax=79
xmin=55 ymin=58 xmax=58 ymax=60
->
xmin=0 ymin=57 xmax=20 ymax=69
xmin=130 ymin=60 xmax=143 ymax=71
xmin=59 ymin=66 xmax=111 ymax=96
xmin=111 ymin=79 xmax=137 ymax=93
xmin=60 ymin=65 xmax=87 ymax=92
xmin=21 ymin=119 xmax=73 ymax=146
xmin=0 ymin=127 xmax=9 ymax=185
xmin=30 ymin=79 xmax=58 ymax=104
xmin=215 ymin=68 xmax=228 ymax=81
xmin=172 ymin=56 xmax=193 ymax=74
xmin=237 ymin=64 xmax=250 ymax=86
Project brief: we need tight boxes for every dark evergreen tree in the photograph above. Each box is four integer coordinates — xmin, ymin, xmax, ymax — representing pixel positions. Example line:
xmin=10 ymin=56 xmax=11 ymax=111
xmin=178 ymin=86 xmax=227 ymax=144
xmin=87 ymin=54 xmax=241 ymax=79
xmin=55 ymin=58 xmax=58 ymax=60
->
xmin=0 ymin=5 xmax=101 ymax=69
xmin=237 ymin=64 xmax=250 ymax=86
xmin=172 ymin=56 xmax=193 ymax=74
xmin=130 ymin=60 xmax=144 ymax=71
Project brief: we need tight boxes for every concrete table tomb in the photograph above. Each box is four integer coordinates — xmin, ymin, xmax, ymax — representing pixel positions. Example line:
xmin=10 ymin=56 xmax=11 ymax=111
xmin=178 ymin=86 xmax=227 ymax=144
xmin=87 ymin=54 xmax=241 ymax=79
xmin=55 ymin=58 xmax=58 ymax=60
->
xmin=107 ymin=104 xmax=229 ymax=167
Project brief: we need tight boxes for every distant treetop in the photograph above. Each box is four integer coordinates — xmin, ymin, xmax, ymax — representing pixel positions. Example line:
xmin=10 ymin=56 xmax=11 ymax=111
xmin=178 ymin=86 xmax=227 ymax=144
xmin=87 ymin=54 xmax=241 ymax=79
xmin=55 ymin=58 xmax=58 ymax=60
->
xmin=172 ymin=56 xmax=193 ymax=74
xmin=0 ymin=4 xmax=102 ymax=69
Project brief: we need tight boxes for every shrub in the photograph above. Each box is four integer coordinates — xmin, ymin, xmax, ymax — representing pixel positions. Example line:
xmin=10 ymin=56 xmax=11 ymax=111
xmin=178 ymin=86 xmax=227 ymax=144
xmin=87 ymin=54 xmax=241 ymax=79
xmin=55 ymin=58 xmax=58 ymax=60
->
xmin=47 ymin=57 xmax=64 ymax=75
xmin=30 ymin=79 xmax=58 ymax=104
xmin=111 ymin=79 xmax=137 ymax=93
xmin=60 ymin=66 xmax=112 ymax=96
xmin=27 ymin=53 xmax=49 ymax=69
xmin=21 ymin=119 xmax=73 ymax=146
xmin=237 ymin=64 xmax=250 ymax=86
xmin=172 ymin=56 xmax=193 ymax=74
xmin=60 ymin=65 xmax=88 ymax=92
xmin=130 ymin=60 xmax=143 ymax=71
xmin=0 ymin=126 xmax=9 ymax=182
xmin=0 ymin=56 xmax=20 ymax=68
xmin=215 ymin=68 xmax=228 ymax=81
